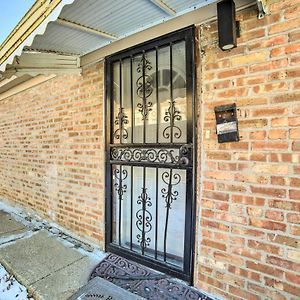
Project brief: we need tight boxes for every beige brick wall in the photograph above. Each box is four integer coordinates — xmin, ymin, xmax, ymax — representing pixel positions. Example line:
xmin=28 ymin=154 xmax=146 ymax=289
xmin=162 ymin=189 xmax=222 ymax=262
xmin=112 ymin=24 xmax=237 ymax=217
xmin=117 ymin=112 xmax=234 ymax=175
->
xmin=195 ymin=1 xmax=300 ymax=299
xmin=0 ymin=63 xmax=105 ymax=246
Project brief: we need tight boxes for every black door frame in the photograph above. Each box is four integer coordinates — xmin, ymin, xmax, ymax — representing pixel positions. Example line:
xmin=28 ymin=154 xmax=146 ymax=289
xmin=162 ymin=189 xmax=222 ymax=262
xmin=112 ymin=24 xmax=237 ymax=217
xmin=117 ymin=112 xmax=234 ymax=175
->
xmin=104 ymin=26 xmax=197 ymax=284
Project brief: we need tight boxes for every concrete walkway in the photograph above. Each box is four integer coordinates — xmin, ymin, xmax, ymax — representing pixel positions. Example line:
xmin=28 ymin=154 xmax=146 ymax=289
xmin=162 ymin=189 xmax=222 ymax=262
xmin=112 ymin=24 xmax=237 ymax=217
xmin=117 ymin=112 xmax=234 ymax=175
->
xmin=0 ymin=210 xmax=105 ymax=300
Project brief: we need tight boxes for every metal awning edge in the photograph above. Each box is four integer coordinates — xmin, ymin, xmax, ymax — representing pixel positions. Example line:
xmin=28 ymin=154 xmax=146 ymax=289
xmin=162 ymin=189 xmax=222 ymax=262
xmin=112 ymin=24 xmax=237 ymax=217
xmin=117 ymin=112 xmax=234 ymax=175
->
xmin=0 ymin=0 xmax=76 ymax=73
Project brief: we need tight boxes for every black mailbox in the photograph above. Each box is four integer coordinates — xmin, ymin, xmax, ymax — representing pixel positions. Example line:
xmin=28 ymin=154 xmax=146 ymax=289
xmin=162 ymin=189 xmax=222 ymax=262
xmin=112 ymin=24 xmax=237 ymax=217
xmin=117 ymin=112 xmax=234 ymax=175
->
xmin=214 ymin=103 xmax=239 ymax=143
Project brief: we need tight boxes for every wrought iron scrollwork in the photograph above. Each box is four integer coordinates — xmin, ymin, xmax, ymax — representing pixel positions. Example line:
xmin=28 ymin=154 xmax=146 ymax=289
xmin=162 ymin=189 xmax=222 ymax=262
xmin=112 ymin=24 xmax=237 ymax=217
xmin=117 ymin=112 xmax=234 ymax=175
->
xmin=161 ymin=171 xmax=181 ymax=209
xmin=111 ymin=147 xmax=180 ymax=164
xmin=163 ymin=100 xmax=182 ymax=140
xmin=114 ymin=108 xmax=128 ymax=140
xmin=161 ymin=169 xmax=181 ymax=261
xmin=136 ymin=187 xmax=152 ymax=253
xmin=136 ymin=54 xmax=153 ymax=120
xmin=114 ymin=168 xmax=128 ymax=199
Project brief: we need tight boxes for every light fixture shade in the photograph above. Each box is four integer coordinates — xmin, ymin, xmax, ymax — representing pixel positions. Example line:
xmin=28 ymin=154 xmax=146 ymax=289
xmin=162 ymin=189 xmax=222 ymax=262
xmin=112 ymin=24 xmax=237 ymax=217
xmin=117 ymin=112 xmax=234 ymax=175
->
xmin=217 ymin=0 xmax=237 ymax=51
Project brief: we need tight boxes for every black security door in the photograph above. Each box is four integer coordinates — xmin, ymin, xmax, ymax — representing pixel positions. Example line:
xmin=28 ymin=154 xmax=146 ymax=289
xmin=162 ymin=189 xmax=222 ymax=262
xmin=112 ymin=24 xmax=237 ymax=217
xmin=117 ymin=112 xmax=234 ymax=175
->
xmin=105 ymin=27 xmax=196 ymax=282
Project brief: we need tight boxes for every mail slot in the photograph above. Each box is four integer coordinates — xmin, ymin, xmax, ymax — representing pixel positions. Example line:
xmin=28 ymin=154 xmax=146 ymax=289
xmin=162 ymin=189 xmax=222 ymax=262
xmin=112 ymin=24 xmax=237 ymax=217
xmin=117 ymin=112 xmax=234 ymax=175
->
xmin=214 ymin=103 xmax=239 ymax=143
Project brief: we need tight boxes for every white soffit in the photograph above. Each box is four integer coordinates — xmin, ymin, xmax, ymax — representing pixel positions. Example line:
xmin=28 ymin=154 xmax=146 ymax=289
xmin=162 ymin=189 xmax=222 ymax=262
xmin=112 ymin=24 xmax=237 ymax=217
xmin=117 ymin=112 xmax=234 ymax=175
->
xmin=28 ymin=0 xmax=220 ymax=56
xmin=1 ymin=0 xmax=255 ymax=75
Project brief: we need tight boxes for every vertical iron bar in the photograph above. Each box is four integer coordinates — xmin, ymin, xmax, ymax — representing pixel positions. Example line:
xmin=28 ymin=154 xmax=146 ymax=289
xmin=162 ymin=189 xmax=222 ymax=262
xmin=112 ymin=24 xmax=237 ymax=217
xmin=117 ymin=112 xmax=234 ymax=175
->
xmin=130 ymin=56 xmax=134 ymax=144
xmin=156 ymin=47 xmax=159 ymax=144
xmin=155 ymin=167 xmax=158 ymax=259
xmin=118 ymin=165 xmax=122 ymax=246
xmin=130 ymin=57 xmax=134 ymax=251
xmin=130 ymin=165 xmax=133 ymax=250
xmin=142 ymin=166 xmax=146 ymax=255
xmin=163 ymin=168 xmax=173 ymax=262
xmin=169 ymin=43 xmax=174 ymax=144
xmin=142 ymin=51 xmax=146 ymax=144
xmin=119 ymin=60 xmax=123 ymax=144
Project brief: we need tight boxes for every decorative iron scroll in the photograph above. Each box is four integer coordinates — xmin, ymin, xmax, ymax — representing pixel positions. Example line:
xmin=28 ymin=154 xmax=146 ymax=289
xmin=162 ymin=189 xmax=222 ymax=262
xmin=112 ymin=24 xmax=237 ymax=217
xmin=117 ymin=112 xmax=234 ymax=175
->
xmin=113 ymin=108 xmax=128 ymax=140
xmin=111 ymin=147 xmax=180 ymax=164
xmin=136 ymin=54 xmax=153 ymax=120
xmin=136 ymin=187 xmax=152 ymax=253
xmin=161 ymin=169 xmax=181 ymax=261
xmin=161 ymin=171 xmax=181 ymax=209
xmin=114 ymin=168 xmax=128 ymax=199
xmin=163 ymin=99 xmax=182 ymax=140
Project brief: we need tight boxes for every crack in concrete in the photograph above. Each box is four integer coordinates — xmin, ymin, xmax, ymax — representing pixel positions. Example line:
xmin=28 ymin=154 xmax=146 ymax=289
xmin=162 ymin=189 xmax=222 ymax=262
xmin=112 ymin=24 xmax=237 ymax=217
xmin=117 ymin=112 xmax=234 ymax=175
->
xmin=0 ymin=230 xmax=37 ymax=248
xmin=28 ymin=255 xmax=88 ymax=286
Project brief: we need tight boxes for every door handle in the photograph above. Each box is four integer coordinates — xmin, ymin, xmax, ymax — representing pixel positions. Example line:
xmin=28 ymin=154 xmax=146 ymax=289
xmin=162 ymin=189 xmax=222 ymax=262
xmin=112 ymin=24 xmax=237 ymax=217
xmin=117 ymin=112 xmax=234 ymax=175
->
xmin=178 ymin=144 xmax=192 ymax=166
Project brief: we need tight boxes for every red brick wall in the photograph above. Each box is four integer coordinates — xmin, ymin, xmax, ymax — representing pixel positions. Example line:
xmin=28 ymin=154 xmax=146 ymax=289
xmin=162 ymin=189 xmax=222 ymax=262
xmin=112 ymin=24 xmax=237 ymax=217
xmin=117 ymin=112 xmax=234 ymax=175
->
xmin=0 ymin=63 xmax=105 ymax=246
xmin=195 ymin=1 xmax=300 ymax=299
xmin=0 ymin=1 xmax=299 ymax=299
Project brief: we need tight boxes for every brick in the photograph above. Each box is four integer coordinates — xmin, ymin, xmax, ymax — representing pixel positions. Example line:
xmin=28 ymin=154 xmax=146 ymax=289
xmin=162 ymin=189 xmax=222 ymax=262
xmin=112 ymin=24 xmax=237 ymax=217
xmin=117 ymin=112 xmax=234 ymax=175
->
xmin=271 ymin=176 xmax=286 ymax=186
xmin=272 ymin=92 xmax=300 ymax=103
xmin=287 ymin=250 xmax=300 ymax=262
xmin=269 ymin=129 xmax=287 ymax=140
xmin=250 ymin=217 xmax=287 ymax=231
xmin=247 ymin=207 xmax=263 ymax=217
xmin=265 ymin=277 xmax=300 ymax=296
xmin=249 ymin=36 xmax=287 ymax=51
xmin=284 ymin=5 xmax=300 ymax=19
xmin=269 ymin=19 xmax=300 ymax=35
xmin=246 ymin=261 xmax=283 ymax=278
xmin=286 ymin=272 xmax=300 ymax=285
xmin=267 ymin=255 xmax=300 ymax=272
xmin=289 ymin=30 xmax=300 ymax=42
xmin=205 ymin=171 xmax=233 ymax=181
xmin=268 ymin=234 xmax=299 ymax=248
xmin=271 ymin=117 xmax=289 ymax=127
xmin=270 ymin=0 xmax=299 ymax=11
xmin=250 ymin=58 xmax=288 ymax=73
xmin=269 ymin=200 xmax=300 ymax=211
xmin=248 ymin=283 xmax=287 ymax=300
xmin=248 ymin=240 xmax=282 ymax=255
xmin=217 ymin=88 xmax=248 ymax=98
xmin=290 ymin=189 xmax=300 ymax=200
xmin=290 ymin=178 xmax=300 ymax=187
xmin=289 ymin=117 xmax=300 ymax=126
xmin=228 ymin=265 xmax=261 ymax=282
xmin=239 ymin=119 xmax=268 ymax=128
xmin=218 ymin=67 xmax=246 ymax=79
xmin=271 ymin=43 xmax=300 ymax=57
xmin=292 ymin=141 xmax=300 ymax=151
xmin=287 ymin=213 xmax=300 ymax=224
xmin=252 ymin=164 xmax=289 ymax=175
xmin=291 ymin=55 xmax=300 ymax=65
xmin=229 ymin=285 xmax=260 ymax=300
xmin=250 ymin=130 xmax=266 ymax=140
xmin=231 ymin=52 xmax=268 ymax=66
xmin=252 ymin=107 xmax=287 ymax=117
xmin=291 ymin=225 xmax=300 ymax=236
xmin=265 ymin=210 xmax=284 ymax=221
xmin=202 ymin=239 xmax=227 ymax=251
xmin=252 ymin=142 xmax=288 ymax=150
xmin=254 ymin=82 xmax=289 ymax=94
xmin=290 ymin=128 xmax=300 ymax=139
xmin=232 ymin=195 xmax=264 ymax=206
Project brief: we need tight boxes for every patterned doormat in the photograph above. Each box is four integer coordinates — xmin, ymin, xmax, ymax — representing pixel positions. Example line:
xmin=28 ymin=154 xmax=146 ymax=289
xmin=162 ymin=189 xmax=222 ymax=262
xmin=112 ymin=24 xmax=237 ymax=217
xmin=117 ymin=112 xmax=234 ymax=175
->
xmin=90 ymin=254 xmax=213 ymax=300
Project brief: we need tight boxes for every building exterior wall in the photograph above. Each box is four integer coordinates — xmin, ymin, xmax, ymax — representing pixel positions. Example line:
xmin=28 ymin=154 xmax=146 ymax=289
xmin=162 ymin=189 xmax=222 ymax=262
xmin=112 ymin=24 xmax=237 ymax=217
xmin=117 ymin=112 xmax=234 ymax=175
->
xmin=0 ymin=63 xmax=105 ymax=246
xmin=195 ymin=1 xmax=300 ymax=299
xmin=0 ymin=0 xmax=299 ymax=299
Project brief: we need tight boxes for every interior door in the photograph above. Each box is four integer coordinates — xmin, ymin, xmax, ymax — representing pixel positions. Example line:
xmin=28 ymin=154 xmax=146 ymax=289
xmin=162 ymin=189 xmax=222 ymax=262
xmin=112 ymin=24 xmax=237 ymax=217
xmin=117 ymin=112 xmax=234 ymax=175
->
xmin=105 ymin=27 xmax=196 ymax=282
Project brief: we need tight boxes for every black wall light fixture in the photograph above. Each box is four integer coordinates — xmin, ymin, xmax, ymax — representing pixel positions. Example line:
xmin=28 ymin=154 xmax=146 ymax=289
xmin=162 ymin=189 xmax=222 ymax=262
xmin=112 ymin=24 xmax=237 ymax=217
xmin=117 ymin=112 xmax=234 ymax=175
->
xmin=217 ymin=0 xmax=239 ymax=51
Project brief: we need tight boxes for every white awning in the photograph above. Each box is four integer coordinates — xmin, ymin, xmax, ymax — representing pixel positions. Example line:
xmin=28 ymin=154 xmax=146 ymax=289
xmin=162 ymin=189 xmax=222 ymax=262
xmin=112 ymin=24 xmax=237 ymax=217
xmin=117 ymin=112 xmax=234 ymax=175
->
xmin=0 ymin=0 xmax=255 ymax=78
